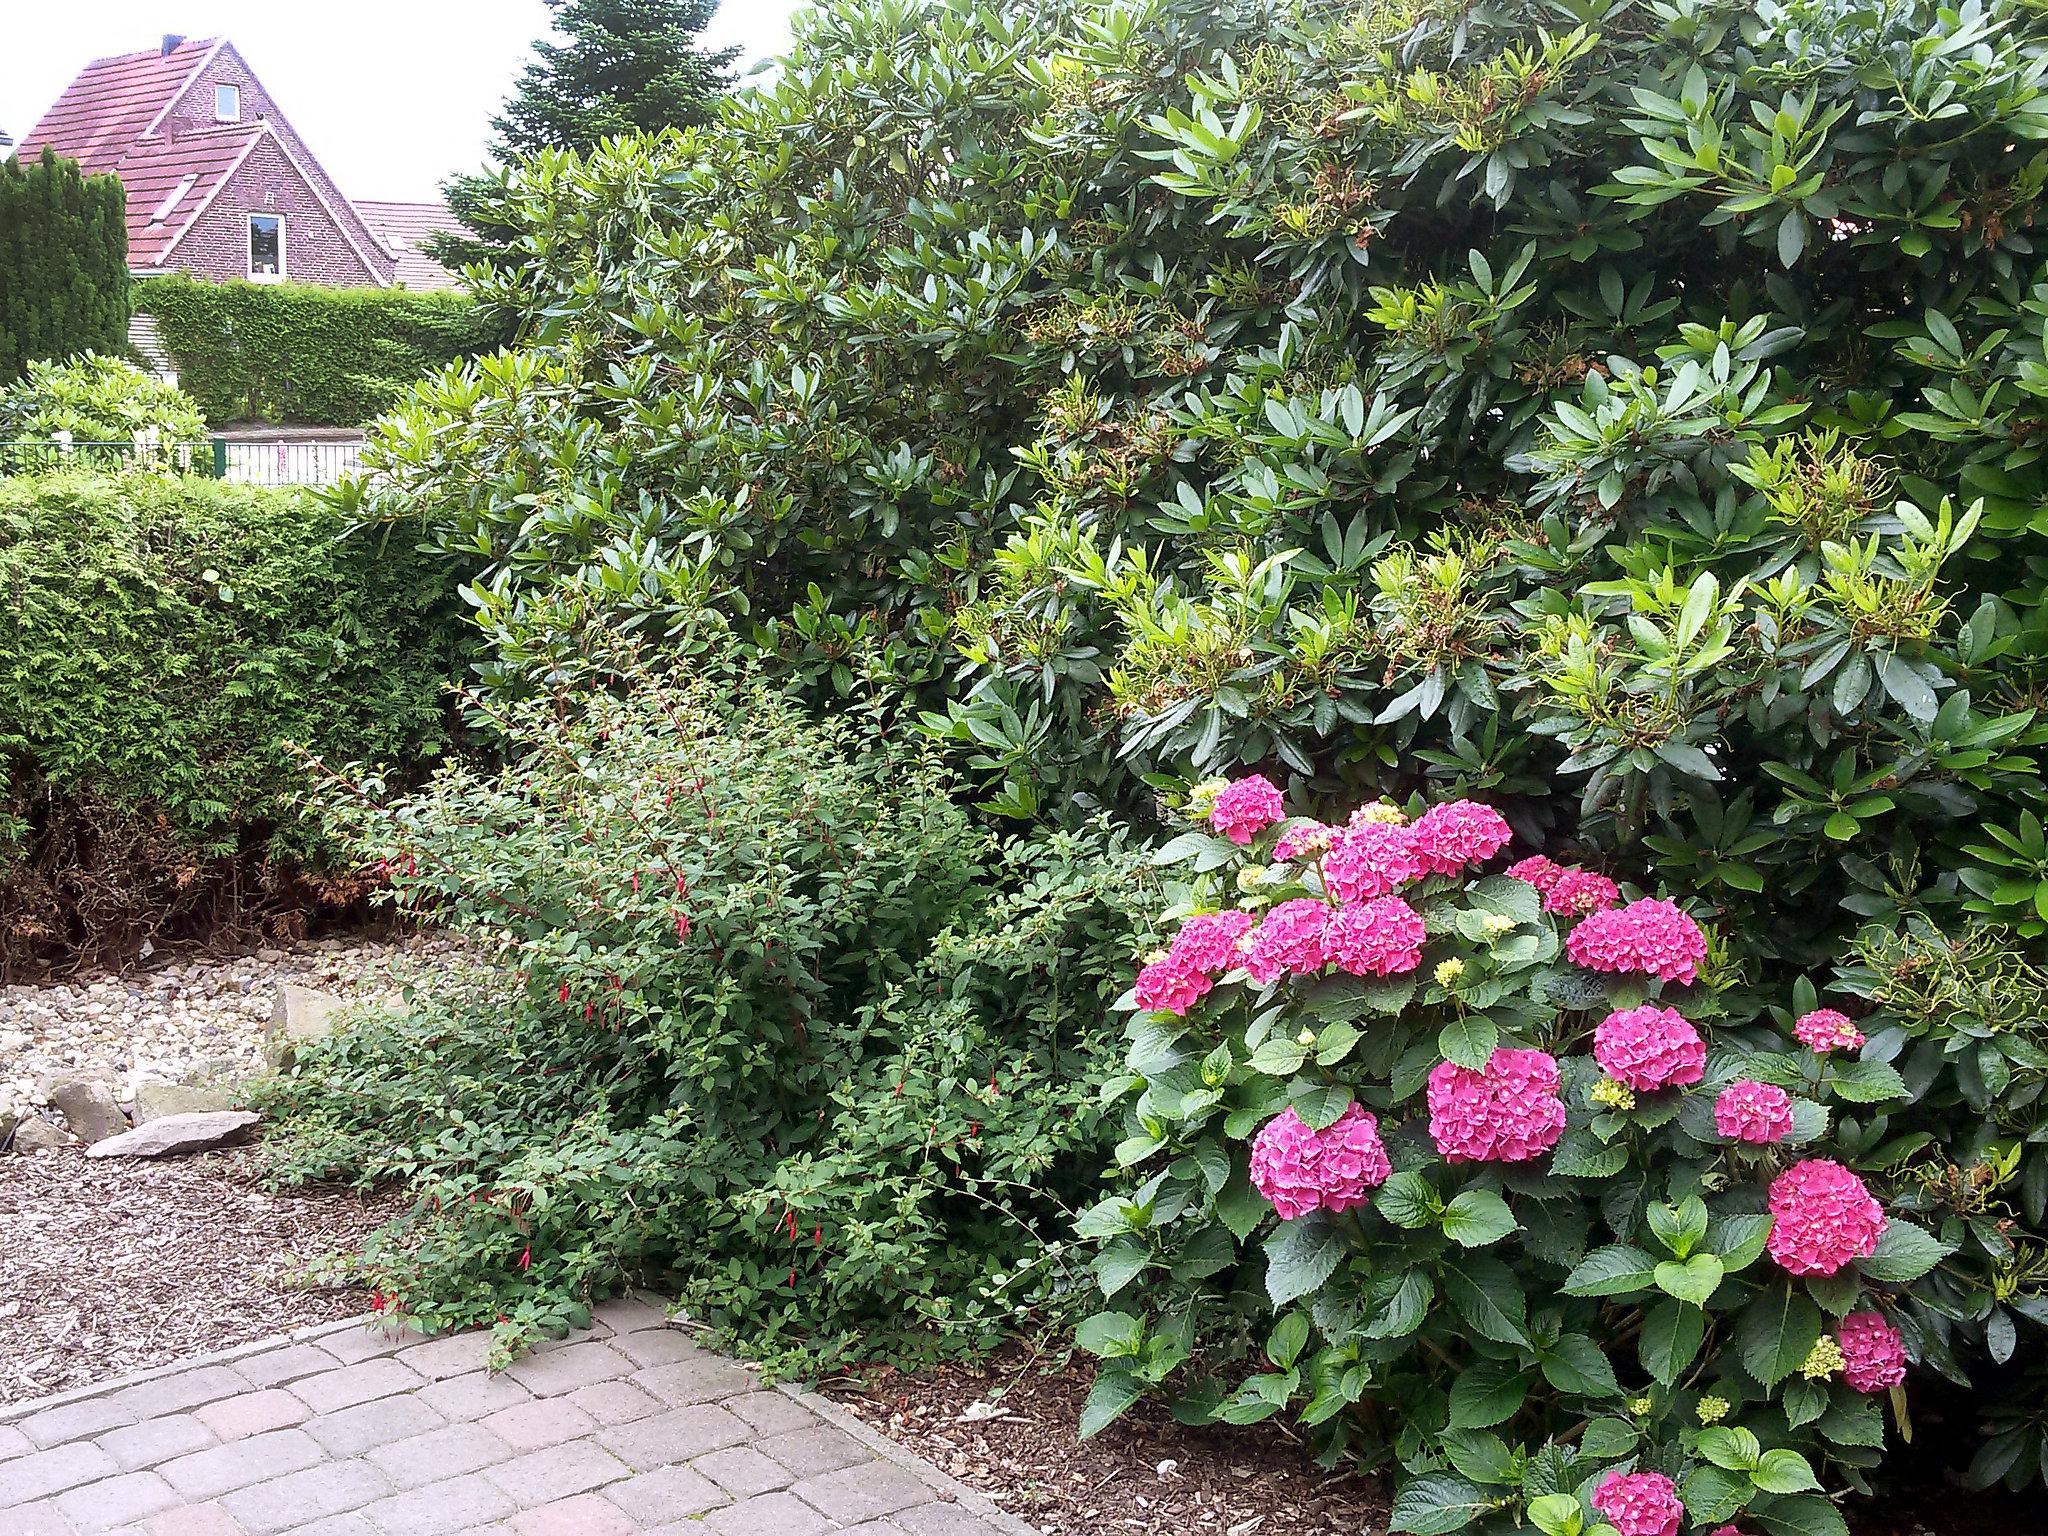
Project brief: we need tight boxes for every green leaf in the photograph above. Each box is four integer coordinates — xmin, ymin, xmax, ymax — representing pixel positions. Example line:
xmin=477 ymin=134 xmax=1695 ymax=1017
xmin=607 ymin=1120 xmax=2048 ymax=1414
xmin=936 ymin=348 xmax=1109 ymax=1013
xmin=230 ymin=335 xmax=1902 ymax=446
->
xmin=1443 ymin=1256 xmax=1529 ymax=1346
xmin=1751 ymin=1449 xmax=1822 ymax=1495
xmin=1439 ymin=1012 xmax=1499 ymax=1071
xmin=1376 ymin=1170 xmax=1441 ymax=1229
xmin=1078 ymin=1371 xmax=1144 ymax=1438
xmin=1288 ymin=1079 xmax=1352 ymax=1130
xmin=1364 ymin=1269 xmax=1433 ymax=1339
xmin=1654 ymin=1253 xmax=1725 ymax=1306
xmin=1824 ymin=1060 xmax=1908 ymax=1104
xmin=1441 ymin=1189 xmax=1520 ymax=1248
xmin=1739 ymin=1286 xmax=1824 ymax=1387
xmin=1447 ymin=1358 xmax=1533 ymax=1428
xmin=1390 ymin=1472 xmax=1499 ymax=1534
xmin=1267 ymin=1311 xmax=1311 ymax=1369
xmin=1265 ymin=1216 xmax=1345 ymax=1306
xmin=1539 ymin=1335 xmax=1620 ymax=1397
xmin=1076 ymin=1311 xmax=1143 ymax=1358
xmin=1682 ymin=1464 xmax=1752 ymax=1526
xmin=1751 ymin=1493 xmax=1850 ymax=1536
xmin=1640 ymin=1298 xmax=1706 ymax=1385
xmin=1563 ymin=1244 xmax=1659 ymax=1297
xmin=1856 ymin=1221 xmax=1954 ymax=1283
xmin=1699 ymin=1426 xmax=1764 ymax=1470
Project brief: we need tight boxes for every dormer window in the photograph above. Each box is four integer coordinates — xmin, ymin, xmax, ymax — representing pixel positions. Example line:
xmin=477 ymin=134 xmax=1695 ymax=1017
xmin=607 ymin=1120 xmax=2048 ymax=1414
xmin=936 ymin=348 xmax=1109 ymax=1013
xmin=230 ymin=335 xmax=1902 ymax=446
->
xmin=215 ymin=84 xmax=241 ymax=122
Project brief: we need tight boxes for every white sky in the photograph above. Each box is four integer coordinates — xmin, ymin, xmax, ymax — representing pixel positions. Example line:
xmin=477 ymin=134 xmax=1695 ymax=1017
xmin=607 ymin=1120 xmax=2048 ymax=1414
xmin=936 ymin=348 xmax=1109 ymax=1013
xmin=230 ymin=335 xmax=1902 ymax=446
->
xmin=0 ymin=0 xmax=807 ymax=201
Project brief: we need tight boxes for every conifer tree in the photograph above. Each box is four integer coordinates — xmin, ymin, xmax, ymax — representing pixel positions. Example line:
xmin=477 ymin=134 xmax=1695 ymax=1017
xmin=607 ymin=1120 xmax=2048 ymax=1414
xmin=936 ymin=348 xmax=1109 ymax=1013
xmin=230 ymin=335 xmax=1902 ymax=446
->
xmin=0 ymin=148 xmax=130 ymax=382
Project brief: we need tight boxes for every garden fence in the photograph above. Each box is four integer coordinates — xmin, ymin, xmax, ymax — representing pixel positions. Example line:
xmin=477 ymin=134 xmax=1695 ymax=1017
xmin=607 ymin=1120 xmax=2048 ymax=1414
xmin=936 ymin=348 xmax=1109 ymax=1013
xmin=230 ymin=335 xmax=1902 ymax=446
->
xmin=0 ymin=436 xmax=363 ymax=486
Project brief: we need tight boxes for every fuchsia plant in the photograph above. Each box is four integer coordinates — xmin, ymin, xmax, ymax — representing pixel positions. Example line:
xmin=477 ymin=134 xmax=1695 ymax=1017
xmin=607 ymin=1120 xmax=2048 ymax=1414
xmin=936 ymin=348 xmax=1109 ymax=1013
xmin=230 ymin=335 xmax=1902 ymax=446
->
xmin=1081 ymin=779 xmax=1950 ymax=1536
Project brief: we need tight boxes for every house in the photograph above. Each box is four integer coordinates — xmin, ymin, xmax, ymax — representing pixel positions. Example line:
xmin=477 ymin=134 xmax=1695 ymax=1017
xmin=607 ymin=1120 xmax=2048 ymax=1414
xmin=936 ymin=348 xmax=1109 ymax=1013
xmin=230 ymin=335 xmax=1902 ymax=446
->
xmin=15 ymin=36 xmax=462 ymax=291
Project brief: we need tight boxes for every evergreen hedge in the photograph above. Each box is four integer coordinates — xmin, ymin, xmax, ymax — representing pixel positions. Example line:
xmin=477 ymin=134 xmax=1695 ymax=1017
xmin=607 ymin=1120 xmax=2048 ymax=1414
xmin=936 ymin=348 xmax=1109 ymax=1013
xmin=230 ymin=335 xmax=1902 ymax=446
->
xmin=0 ymin=148 xmax=130 ymax=381
xmin=134 ymin=276 xmax=491 ymax=426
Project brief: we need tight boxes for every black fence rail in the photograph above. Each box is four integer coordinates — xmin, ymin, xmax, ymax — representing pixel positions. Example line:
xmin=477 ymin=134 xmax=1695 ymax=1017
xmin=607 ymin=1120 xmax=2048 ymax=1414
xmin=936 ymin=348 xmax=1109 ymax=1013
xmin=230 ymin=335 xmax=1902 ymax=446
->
xmin=0 ymin=437 xmax=364 ymax=486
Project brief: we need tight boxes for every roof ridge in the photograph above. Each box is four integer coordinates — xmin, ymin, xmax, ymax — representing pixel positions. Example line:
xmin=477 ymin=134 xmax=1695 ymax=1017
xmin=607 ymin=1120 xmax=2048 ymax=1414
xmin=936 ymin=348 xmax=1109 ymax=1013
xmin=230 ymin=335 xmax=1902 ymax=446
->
xmin=79 ymin=37 xmax=218 ymax=69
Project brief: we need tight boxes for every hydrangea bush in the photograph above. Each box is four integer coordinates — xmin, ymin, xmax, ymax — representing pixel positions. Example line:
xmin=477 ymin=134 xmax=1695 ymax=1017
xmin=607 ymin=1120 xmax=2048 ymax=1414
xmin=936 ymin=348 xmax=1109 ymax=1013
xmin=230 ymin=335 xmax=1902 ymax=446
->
xmin=1080 ymin=780 xmax=1956 ymax=1536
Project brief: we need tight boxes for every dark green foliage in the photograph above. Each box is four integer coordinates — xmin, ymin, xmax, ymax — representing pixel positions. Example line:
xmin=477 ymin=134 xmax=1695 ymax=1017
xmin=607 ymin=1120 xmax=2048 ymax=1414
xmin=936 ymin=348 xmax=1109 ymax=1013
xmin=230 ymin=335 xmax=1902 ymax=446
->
xmin=261 ymin=670 xmax=1159 ymax=1367
xmin=0 ymin=148 xmax=130 ymax=381
xmin=133 ymin=276 xmax=491 ymax=427
xmin=0 ymin=473 xmax=464 ymax=969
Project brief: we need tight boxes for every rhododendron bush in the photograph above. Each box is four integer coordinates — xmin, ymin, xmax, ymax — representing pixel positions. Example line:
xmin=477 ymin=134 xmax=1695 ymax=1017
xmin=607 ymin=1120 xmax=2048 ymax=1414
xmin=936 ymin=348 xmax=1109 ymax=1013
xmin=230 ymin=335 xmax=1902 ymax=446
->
xmin=1079 ymin=783 xmax=1956 ymax=1536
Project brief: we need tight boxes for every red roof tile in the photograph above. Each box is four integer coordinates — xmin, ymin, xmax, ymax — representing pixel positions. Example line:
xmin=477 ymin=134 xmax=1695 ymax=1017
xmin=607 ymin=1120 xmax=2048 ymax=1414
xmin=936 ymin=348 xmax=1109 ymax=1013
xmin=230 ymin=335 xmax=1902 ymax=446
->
xmin=121 ymin=127 xmax=265 ymax=265
xmin=354 ymin=200 xmax=467 ymax=291
xmin=18 ymin=38 xmax=218 ymax=174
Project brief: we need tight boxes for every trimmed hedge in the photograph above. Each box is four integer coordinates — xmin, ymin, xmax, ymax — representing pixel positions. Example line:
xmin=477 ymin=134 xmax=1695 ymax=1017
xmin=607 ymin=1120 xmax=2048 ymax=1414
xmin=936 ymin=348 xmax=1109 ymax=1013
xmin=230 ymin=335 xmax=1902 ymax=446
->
xmin=135 ymin=275 xmax=491 ymax=427
xmin=0 ymin=472 xmax=466 ymax=969
xmin=0 ymin=148 xmax=130 ymax=381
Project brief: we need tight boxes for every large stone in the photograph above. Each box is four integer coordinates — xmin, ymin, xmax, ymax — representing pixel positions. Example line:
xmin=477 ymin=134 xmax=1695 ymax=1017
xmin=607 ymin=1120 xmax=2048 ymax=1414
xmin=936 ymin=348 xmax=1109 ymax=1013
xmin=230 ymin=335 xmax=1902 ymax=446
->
xmin=43 ymin=1073 xmax=130 ymax=1143
xmin=85 ymin=1110 xmax=261 ymax=1159
xmin=134 ymin=1080 xmax=242 ymax=1122
xmin=266 ymin=984 xmax=346 ymax=1069
xmin=13 ymin=1116 xmax=78 ymax=1155
xmin=0 ymin=1101 xmax=18 ymax=1147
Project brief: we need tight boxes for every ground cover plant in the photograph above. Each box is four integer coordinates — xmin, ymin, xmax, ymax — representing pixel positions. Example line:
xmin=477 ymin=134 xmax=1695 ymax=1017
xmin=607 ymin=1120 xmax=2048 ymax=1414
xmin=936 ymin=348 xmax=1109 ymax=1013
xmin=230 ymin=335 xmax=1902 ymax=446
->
xmin=1081 ymin=779 xmax=1966 ymax=1535
xmin=261 ymin=667 xmax=1161 ymax=1368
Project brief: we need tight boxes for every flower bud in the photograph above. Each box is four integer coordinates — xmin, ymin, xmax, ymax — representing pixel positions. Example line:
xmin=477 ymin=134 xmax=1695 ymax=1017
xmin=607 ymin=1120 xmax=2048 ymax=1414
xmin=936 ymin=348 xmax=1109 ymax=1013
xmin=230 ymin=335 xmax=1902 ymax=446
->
xmin=1590 ymin=1077 xmax=1637 ymax=1112
xmin=1434 ymin=957 xmax=1465 ymax=988
xmin=1696 ymin=1395 xmax=1729 ymax=1425
xmin=1801 ymin=1336 xmax=1847 ymax=1380
xmin=1296 ymin=1028 xmax=1316 ymax=1047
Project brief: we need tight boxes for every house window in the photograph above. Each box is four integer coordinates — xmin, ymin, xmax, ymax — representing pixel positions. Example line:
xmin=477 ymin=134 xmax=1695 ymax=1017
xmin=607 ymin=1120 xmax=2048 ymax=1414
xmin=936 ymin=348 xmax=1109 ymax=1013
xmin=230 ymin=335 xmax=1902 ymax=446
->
xmin=248 ymin=213 xmax=284 ymax=280
xmin=215 ymin=84 xmax=241 ymax=121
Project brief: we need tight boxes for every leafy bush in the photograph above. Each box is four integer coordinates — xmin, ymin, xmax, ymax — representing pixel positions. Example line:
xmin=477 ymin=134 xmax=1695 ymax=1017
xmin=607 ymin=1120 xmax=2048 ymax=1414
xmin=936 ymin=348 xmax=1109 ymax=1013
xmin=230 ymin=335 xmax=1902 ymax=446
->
xmin=261 ymin=668 xmax=1160 ymax=1367
xmin=0 ymin=473 xmax=462 ymax=968
xmin=0 ymin=352 xmax=207 ymax=444
xmin=135 ymin=276 xmax=491 ymax=426
xmin=1082 ymin=781 xmax=1959 ymax=1536
xmin=0 ymin=147 xmax=129 ymax=382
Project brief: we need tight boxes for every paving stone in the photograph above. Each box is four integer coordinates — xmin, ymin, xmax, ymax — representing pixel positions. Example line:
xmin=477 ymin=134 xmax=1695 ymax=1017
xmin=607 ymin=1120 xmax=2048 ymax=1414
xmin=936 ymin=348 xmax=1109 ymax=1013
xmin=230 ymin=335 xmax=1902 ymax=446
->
xmin=160 ymin=1430 xmax=325 ymax=1501
xmin=628 ymin=1357 xmax=751 ymax=1407
xmin=601 ymin=1332 xmax=702 ymax=1370
xmin=139 ymin=1505 xmax=247 ymax=1535
xmin=275 ymin=1516 xmax=375 ymax=1536
xmin=309 ymin=1328 xmax=412 ymax=1367
xmin=115 ymin=1370 xmax=253 ymax=1429
xmin=501 ymin=1344 xmax=633 ymax=1399
xmin=418 ymin=1373 xmax=532 ymax=1422
xmin=218 ymin=1462 xmax=392 ymax=1535
xmin=395 ymin=1334 xmax=495 ymax=1383
xmin=235 ymin=1347 xmax=346 ymax=1393
xmin=893 ymin=1503 xmax=1012 ymax=1536
xmin=2 ymin=1498 xmax=78 ymax=1535
xmin=194 ymin=1393 xmax=311 ymax=1444
xmin=97 ymin=1416 xmax=218 ymax=1472
xmin=722 ymin=1392 xmax=815 ymax=1437
xmin=700 ymin=1490 xmax=835 ymax=1536
xmin=480 ymin=1401 xmax=598 ymax=1454
xmin=790 ymin=1461 xmax=935 ymax=1524
xmin=506 ymin=1493 xmax=636 ymax=1535
xmin=594 ymin=1405 xmax=747 ymax=1472
xmin=0 ymin=1423 xmax=34 ymax=1457
xmin=485 ymin=1441 xmax=630 ymax=1508
xmin=17 ymin=1396 xmax=144 ymax=1450
xmin=597 ymin=1464 xmax=725 ymax=1524
xmin=366 ymin=1423 xmax=512 ymax=1491
xmin=301 ymin=1395 xmax=445 ymax=1459
xmin=0 ymin=1440 xmax=121 ymax=1505
xmin=588 ymin=1299 xmax=671 ymax=1335
xmin=757 ymin=1425 xmax=873 ymax=1478
xmin=288 ymin=1361 xmax=422 ymax=1417
xmin=54 ymin=1469 xmax=180 ymax=1533
xmin=359 ymin=1475 xmax=516 ymax=1536
xmin=688 ymin=1446 xmax=789 ymax=1498
xmin=560 ymin=1382 xmax=660 ymax=1428
xmin=834 ymin=1524 xmax=916 ymax=1536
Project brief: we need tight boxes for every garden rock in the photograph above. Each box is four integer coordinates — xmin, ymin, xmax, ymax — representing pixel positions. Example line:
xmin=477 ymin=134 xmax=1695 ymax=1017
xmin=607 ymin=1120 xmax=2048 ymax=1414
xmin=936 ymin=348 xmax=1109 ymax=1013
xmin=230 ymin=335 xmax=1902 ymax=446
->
xmin=42 ymin=1071 xmax=129 ymax=1143
xmin=0 ymin=1100 xmax=18 ymax=1147
xmin=266 ymin=982 xmax=346 ymax=1068
xmin=13 ymin=1115 xmax=77 ymax=1154
xmin=85 ymin=1109 xmax=260 ymax=1159
xmin=133 ymin=1079 xmax=242 ymax=1121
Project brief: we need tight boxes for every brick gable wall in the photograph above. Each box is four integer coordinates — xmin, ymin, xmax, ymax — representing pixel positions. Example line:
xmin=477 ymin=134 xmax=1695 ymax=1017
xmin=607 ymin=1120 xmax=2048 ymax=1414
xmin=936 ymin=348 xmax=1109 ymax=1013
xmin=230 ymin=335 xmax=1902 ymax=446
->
xmin=163 ymin=135 xmax=383 ymax=287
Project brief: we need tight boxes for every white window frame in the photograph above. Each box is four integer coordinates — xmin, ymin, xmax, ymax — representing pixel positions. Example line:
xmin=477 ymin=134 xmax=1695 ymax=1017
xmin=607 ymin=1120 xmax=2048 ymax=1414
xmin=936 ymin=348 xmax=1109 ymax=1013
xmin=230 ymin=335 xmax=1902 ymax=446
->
xmin=215 ymin=83 xmax=241 ymax=122
xmin=248 ymin=212 xmax=286 ymax=281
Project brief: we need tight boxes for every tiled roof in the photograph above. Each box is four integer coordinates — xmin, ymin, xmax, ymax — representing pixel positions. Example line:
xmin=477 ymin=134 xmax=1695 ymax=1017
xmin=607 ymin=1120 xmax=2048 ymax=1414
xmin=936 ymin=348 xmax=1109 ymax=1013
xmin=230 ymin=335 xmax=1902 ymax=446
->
xmin=355 ymin=200 xmax=468 ymax=291
xmin=120 ymin=126 xmax=264 ymax=265
xmin=18 ymin=38 xmax=218 ymax=174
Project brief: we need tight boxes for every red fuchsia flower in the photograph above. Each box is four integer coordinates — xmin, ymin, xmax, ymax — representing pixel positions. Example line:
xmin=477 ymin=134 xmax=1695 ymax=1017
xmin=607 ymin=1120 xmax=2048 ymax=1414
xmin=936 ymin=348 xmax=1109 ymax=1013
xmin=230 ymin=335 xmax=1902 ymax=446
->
xmin=1793 ymin=1007 xmax=1865 ymax=1054
xmin=1593 ymin=1005 xmax=1707 ymax=1093
xmin=1838 ymin=1311 xmax=1908 ymax=1392
xmin=1168 ymin=909 xmax=1258 ymax=975
xmin=1408 ymin=799 xmax=1513 ymax=876
xmin=1592 ymin=1472 xmax=1683 ymax=1536
xmin=1322 ymin=821 xmax=1423 ymax=902
xmin=1210 ymin=774 xmax=1286 ymax=845
xmin=1322 ymin=896 xmax=1426 ymax=978
xmin=1767 ymin=1158 xmax=1888 ymax=1276
xmin=1133 ymin=955 xmax=1212 ymax=1016
xmin=1243 ymin=899 xmax=1331 ymax=984
xmin=1274 ymin=820 xmax=1341 ymax=862
xmin=1714 ymin=1080 xmax=1794 ymax=1143
xmin=1249 ymin=1103 xmax=1390 ymax=1220
xmin=1506 ymin=854 xmax=1561 ymax=891
xmin=1426 ymin=1048 xmax=1568 ymax=1163
xmin=1543 ymin=866 xmax=1619 ymax=916
xmin=1566 ymin=897 xmax=1709 ymax=986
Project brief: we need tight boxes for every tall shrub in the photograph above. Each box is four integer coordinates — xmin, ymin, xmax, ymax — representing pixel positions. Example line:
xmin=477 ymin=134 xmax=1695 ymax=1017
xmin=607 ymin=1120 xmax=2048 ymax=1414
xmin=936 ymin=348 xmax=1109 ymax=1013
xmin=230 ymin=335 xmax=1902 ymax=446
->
xmin=0 ymin=147 xmax=129 ymax=381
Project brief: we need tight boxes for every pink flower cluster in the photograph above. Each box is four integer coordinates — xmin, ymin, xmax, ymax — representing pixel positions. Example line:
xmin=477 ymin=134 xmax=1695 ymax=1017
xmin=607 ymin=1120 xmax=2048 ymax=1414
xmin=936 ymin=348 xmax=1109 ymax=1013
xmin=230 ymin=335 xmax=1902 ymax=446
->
xmin=1593 ymin=1005 xmax=1706 ymax=1093
xmin=1714 ymin=1080 xmax=1793 ymax=1143
xmin=1210 ymin=774 xmax=1285 ymax=845
xmin=1323 ymin=820 xmax=1422 ymax=901
xmin=1592 ymin=1471 xmax=1683 ymax=1536
xmin=1409 ymin=800 xmax=1512 ymax=875
xmin=1274 ymin=821 xmax=1340 ymax=861
xmin=1506 ymin=855 xmax=1620 ymax=916
xmin=1249 ymin=1104 xmax=1391 ymax=1220
xmin=1244 ymin=898 xmax=1332 ymax=984
xmin=1426 ymin=1048 xmax=1567 ymax=1163
xmin=1132 ymin=910 xmax=1257 ymax=1016
xmin=1767 ymin=1159 xmax=1887 ymax=1276
xmin=1838 ymin=1311 xmax=1908 ymax=1393
xmin=1566 ymin=897 xmax=1708 ymax=985
xmin=1323 ymin=896 xmax=1426 ymax=978
xmin=1794 ymin=1007 xmax=1865 ymax=1055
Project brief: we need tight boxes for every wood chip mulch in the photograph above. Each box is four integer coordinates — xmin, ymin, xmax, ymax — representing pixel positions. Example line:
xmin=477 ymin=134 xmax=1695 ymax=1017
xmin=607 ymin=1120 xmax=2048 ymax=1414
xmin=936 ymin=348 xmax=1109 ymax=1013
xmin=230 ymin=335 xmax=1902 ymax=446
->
xmin=0 ymin=1145 xmax=399 ymax=1404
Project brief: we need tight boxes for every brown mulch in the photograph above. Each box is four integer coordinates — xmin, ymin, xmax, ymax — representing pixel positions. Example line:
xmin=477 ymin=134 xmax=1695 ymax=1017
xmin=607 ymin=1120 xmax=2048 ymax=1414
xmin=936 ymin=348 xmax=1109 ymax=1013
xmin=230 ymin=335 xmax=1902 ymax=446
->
xmin=0 ymin=1145 xmax=399 ymax=1404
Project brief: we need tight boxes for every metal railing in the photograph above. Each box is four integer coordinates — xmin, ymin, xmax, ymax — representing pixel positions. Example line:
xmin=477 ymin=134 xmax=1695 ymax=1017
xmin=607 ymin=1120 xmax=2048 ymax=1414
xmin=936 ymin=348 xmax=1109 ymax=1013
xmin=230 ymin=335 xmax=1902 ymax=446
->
xmin=0 ymin=436 xmax=364 ymax=486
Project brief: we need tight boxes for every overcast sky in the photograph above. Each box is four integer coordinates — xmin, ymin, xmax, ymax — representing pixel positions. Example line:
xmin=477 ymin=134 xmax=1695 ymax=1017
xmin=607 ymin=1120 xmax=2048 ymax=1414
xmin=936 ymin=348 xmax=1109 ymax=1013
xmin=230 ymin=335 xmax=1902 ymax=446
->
xmin=1 ymin=1 xmax=807 ymax=201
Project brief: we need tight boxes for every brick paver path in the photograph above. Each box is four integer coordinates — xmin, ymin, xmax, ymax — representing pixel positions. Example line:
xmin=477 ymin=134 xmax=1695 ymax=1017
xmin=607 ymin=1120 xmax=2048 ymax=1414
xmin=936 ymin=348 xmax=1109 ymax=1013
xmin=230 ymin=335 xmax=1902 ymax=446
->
xmin=0 ymin=1298 xmax=1030 ymax=1536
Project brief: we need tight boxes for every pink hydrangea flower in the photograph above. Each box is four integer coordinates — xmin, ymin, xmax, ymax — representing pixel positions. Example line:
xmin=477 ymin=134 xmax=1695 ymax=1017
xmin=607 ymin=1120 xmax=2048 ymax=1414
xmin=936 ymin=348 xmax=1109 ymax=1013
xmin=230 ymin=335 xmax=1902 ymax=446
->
xmin=1566 ymin=897 xmax=1709 ymax=985
xmin=1838 ymin=1311 xmax=1908 ymax=1393
xmin=1169 ymin=910 xmax=1257 ymax=975
xmin=1506 ymin=854 xmax=1560 ymax=891
xmin=1248 ymin=1103 xmax=1390 ymax=1219
xmin=1408 ymin=799 xmax=1513 ymax=875
xmin=1593 ymin=1005 xmax=1707 ymax=1093
xmin=1544 ymin=866 xmax=1620 ymax=916
xmin=1714 ymin=1080 xmax=1794 ymax=1143
xmin=1426 ymin=1048 xmax=1567 ymax=1163
xmin=1322 ymin=821 xmax=1422 ymax=902
xmin=1210 ymin=774 xmax=1285 ymax=845
xmin=1274 ymin=821 xmax=1340 ymax=862
xmin=1592 ymin=1471 xmax=1683 ymax=1536
xmin=1243 ymin=899 xmax=1330 ymax=984
xmin=1767 ymin=1158 xmax=1887 ymax=1276
xmin=1322 ymin=896 xmax=1425 ymax=978
xmin=1133 ymin=956 xmax=1211 ymax=1016
xmin=1793 ymin=1007 xmax=1865 ymax=1055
